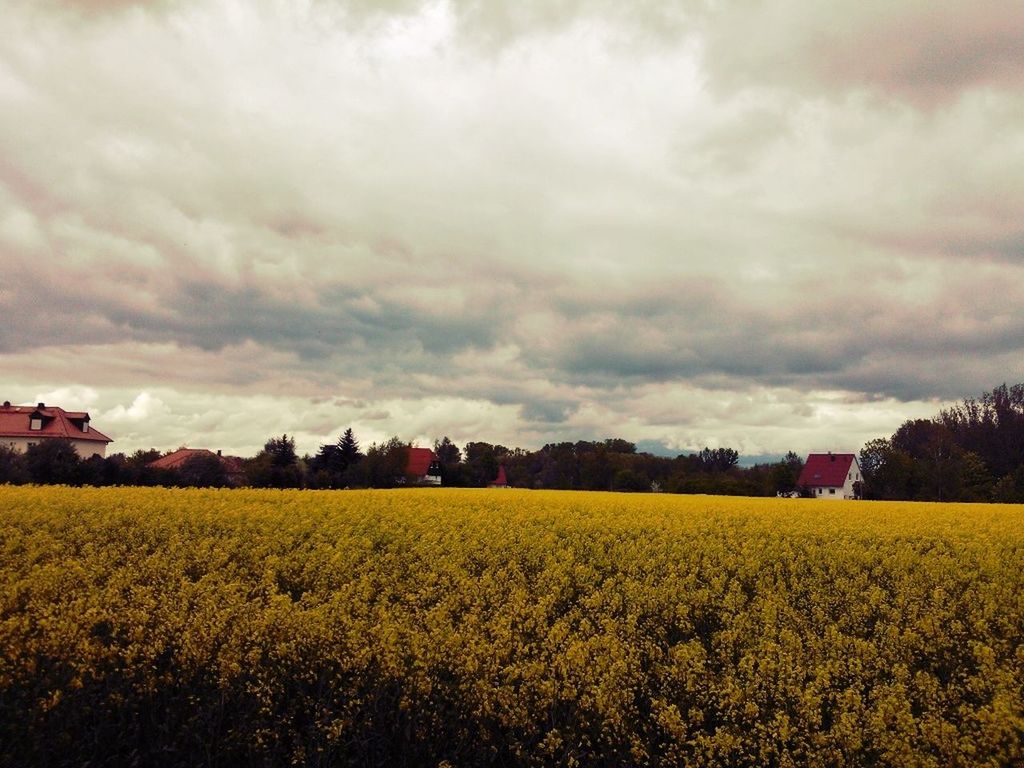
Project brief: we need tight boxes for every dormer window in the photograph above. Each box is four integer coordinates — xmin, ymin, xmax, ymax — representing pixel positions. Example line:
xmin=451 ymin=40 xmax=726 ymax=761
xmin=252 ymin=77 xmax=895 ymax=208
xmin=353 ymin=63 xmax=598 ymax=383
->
xmin=30 ymin=417 xmax=42 ymax=431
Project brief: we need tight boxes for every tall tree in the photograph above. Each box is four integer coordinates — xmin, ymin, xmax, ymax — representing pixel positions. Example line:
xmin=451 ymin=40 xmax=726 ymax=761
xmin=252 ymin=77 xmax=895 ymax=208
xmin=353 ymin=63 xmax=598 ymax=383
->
xmin=362 ymin=437 xmax=409 ymax=488
xmin=178 ymin=453 xmax=229 ymax=488
xmin=24 ymin=439 xmax=81 ymax=485
xmin=858 ymin=438 xmax=891 ymax=486
xmin=992 ymin=464 xmax=1024 ymax=503
xmin=770 ymin=451 xmax=804 ymax=496
xmin=307 ymin=429 xmax=364 ymax=488
xmin=940 ymin=383 xmax=1024 ymax=478
xmin=338 ymin=428 xmax=362 ymax=467
xmin=265 ymin=434 xmax=298 ymax=467
xmin=0 ymin=445 xmax=28 ymax=484
xmin=433 ymin=436 xmax=461 ymax=466
xmin=603 ymin=438 xmax=637 ymax=454
xmin=465 ymin=442 xmax=504 ymax=487
xmin=960 ymin=452 xmax=995 ymax=502
xmin=308 ymin=443 xmax=342 ymax=482
xmin=432 ymin=436 xmax=466 ymax=486
xmin=611 ymin=468 xmax=649 ymax=492
xmin=891 ymin=419 xmax=967 ymax=501
xmin=579 ymin=444 xmax=614 ymax=490
xmin=860 ymin=436 xmax=917 ymax=500
xmin=697 ymin=447 xmax=739 ymax=473
xmin=115 ymin=449 xmax=167 ymax=486
xmin=246 ymin=435 xmax=303 ymax=488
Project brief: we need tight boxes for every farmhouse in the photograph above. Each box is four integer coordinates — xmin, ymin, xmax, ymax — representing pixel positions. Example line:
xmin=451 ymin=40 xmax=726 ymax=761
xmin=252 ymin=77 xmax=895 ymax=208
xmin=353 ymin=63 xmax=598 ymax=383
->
xmin=406 ymin=447 xmax=442 ymax=485
xmin=798 ymin=452 xmax=862 ymax=499
xmin=0 ymin=401 xmax=113 ymax=458
xmin=148 ymin=447 xmax=246 ymax=486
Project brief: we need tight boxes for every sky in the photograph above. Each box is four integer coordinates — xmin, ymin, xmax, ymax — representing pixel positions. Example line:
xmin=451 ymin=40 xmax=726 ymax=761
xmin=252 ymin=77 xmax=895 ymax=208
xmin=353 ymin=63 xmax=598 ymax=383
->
xmin=2 ymin=0 xmax=1023 ymax=459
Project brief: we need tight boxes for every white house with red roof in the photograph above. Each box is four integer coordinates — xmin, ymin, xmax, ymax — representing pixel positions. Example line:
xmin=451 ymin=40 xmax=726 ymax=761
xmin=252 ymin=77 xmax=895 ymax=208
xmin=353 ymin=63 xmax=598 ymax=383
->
xmin=0 ymin=401 xmax=113 ymax=458
xmin=405 ymin=447 xmax=442 ymax=485
xmin=798 ymin=452 xmax=862 ymax=499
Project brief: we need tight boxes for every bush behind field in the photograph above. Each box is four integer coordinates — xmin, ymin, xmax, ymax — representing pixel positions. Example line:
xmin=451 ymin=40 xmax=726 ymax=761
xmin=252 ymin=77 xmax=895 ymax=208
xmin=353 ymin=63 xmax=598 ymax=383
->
xmin=1 ymin=487 xmax=1022 ymax=767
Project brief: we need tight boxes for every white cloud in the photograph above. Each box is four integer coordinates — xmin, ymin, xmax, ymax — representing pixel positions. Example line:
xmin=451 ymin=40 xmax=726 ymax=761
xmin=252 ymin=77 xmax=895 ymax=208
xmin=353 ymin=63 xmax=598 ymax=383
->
xmin=100 ymin=391 xmax=169 ymax=424
xmin=31 ymin=385 xmax=101 ymax=410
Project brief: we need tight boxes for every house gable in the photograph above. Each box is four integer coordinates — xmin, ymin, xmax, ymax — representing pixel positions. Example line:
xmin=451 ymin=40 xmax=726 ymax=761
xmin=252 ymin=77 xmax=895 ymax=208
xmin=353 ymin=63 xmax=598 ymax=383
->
xmin=798 ymin=452 xmax=862 ymax=499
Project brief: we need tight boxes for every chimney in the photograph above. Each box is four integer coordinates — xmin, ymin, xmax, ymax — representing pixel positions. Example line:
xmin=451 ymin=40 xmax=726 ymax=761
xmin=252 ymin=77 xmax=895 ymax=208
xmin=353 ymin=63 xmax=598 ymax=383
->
xmin=829 ymin=452 xmax=835 ymax=462
xmin=217 ymin=449 xmax=222 ymax=456
xmin=2 ymin=401 xmax=9 ymax=408
xmin=37 ymin=402 xmax=45 ymax=409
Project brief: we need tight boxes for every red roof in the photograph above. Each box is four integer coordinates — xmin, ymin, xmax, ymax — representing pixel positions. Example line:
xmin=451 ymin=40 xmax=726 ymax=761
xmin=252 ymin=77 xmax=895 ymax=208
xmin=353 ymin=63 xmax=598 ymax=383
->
xmin=148 ymin=447 xmax=242 ymax=473
xmin=0 ymin=402 xmax=112 ymax=443
xmin=406 ymin=447 xmax=438 ymax=477
xmin=798 ymin=453 xmax=856 ymax=488
xmin=489 ymin=465 xmax=508 ymax=486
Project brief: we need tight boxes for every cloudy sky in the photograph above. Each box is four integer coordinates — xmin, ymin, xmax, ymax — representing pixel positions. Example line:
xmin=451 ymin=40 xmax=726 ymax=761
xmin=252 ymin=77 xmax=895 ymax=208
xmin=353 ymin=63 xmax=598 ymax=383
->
xmin=2 ymin=0 xmax=1023 ymax=458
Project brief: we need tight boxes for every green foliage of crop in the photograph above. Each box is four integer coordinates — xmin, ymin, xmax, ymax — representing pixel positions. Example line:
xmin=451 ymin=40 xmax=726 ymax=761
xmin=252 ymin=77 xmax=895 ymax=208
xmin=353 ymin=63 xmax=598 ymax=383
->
xmin=1 ymin=487 xmax=1022 ymax=766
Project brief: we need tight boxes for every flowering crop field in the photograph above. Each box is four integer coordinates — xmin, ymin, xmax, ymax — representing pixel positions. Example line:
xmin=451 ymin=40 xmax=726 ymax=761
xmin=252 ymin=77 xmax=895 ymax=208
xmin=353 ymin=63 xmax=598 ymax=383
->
xmin=1 ymin=487 xmax=1022 ymax=767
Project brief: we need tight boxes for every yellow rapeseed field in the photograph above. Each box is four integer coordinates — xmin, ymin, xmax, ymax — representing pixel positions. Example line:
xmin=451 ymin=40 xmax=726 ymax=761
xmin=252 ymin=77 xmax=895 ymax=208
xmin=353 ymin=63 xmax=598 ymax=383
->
xmin=1 ymin=486 xmax=1022 ymax=766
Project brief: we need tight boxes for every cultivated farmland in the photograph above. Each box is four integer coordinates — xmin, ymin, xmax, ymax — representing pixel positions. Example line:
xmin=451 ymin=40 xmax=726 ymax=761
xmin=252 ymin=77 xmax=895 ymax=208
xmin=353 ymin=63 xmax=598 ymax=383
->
xmin=1 ymin=486 xmax=1022 ymax=766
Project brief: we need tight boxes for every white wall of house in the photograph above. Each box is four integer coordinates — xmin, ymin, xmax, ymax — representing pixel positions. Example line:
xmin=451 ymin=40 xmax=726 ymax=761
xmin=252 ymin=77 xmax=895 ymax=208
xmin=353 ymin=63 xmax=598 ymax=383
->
xmin=3 ymin=437 xmax=107 ymax=458
xmin=810 ymin=462 xmax=862 ymax=500
xmin=810 ymin=485 xmax=843 ymax=499
xmin=71 ymin=439 xmax=108 ymax=458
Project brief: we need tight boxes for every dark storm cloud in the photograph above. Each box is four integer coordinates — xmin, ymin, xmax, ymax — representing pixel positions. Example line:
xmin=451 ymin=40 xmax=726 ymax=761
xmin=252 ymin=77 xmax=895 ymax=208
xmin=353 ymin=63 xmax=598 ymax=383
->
xmin=815 ymin=4 xmax=1024 ymax=101
xmin=0 ymin=257 xmax=501 ymax=377
xmin=858 ymin=228 xmax=1024 ymax=264
xmin=521 ymin=280 xmax=1024 ymax=403
xmin=519 ymin=398 xmax=579 ymax=425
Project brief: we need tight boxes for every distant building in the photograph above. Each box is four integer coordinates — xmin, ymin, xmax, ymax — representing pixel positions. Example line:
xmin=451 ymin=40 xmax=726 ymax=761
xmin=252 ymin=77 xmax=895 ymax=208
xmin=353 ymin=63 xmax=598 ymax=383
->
xmin=489 ymin=465 xmax=510 ymax=488
xmin=406 ymin=447 xmax=442 ymax=485
xmin=148 ymin=447 xmax=246 ymax=486
xmin=0 ymin=401 xmax=113 ymax=458
xmin=798 ymin=452 xmax=862 ymax=499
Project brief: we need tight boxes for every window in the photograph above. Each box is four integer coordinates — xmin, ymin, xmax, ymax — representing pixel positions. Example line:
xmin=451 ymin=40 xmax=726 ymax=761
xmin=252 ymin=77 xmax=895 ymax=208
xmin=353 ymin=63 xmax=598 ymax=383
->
xmin=817 ymin=488 xmax=822 ymax=495
xmin=30 ymin=417 xmax=42 ymax=430
xmin=829 ymin=488 xmax=836 ymax=495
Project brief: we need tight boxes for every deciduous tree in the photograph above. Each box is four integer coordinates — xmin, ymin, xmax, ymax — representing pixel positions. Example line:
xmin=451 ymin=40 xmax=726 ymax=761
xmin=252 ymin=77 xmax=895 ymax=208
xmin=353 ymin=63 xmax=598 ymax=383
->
xmin=24 ymin=439 xmax=81 ymax=485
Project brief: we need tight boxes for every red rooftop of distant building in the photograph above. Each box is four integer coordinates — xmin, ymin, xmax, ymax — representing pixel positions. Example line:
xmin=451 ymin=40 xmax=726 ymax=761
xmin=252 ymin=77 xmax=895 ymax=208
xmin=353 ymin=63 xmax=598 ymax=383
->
xmin=797 ymin=453 xmax=856 ymax=488
xmin=0 ymin=401 xmax=112 ymax=444
xmin=406 ymin=447 xmax=438 ymax=477
xmin=149 ymin=447 xmax=241 ymax=472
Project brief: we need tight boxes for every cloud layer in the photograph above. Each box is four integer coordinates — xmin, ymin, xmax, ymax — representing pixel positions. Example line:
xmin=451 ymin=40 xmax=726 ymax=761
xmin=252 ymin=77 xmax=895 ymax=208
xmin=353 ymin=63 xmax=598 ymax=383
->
xmin=2 ymin=0 xmax=1023 ymax=455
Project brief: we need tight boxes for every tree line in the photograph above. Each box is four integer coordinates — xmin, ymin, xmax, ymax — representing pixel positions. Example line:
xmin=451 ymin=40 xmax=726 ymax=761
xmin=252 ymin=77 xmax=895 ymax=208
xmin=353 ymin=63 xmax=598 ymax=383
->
xmin=859 ymin=382 xmax=1024 ymax=502
xmin=0 ymin=428 xmax=805 ymax=496
xmin=4 ymin=382 xmax=1024 ymax=501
